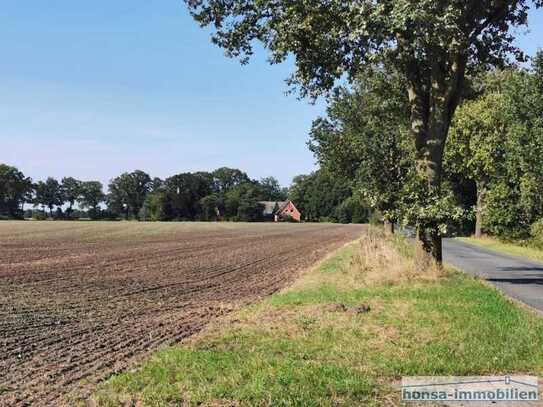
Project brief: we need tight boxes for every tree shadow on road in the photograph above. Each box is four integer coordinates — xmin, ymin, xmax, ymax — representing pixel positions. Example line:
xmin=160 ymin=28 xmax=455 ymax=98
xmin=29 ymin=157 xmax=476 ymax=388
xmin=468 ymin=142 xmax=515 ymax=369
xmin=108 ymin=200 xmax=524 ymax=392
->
xmin=489 ymin=274 xmax=543 ymax=285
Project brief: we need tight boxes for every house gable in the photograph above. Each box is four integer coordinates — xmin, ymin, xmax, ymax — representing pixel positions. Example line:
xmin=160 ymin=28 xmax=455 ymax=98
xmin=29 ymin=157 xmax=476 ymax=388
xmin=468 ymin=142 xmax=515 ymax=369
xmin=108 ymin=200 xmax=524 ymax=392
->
xmin=258 ymin=200 xmax=302 ymax=222
xmin=276 ymin=201 xmax=301 ymax=222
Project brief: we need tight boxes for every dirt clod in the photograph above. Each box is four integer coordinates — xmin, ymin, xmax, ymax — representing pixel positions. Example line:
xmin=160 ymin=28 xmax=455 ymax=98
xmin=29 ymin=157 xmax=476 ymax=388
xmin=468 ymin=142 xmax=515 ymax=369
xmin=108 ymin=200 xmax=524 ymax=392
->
xmin=346 ymin=305 xmax=371 ymax=314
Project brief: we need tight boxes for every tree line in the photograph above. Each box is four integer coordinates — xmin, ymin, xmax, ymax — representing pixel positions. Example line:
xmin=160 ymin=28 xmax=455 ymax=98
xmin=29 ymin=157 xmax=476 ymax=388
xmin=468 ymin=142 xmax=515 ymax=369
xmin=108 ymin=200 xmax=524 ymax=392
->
xmin=0 ymin=165 xmax=365 ymax=223
xmin=310 ymin=54 xmax=543 ymax=245
xmin=184 ymin=0 xmax=543 ymax=266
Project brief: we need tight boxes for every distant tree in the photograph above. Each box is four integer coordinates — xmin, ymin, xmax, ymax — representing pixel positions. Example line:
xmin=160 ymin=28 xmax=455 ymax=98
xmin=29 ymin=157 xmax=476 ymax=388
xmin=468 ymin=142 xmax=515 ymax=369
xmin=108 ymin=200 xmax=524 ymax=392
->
xmin=185 ymin=0 xmax=543 ymax=265
xmin=259 ymin=177 xmax=287 ymax=201
xmin=133 ymin=168 xmax=259 ymax=222
xmin=107 ymin=179 xmax=128 ymax=218
xmin=200 ymin=193 xmax=223 ymax=221
xmin=0 ymin=164 xmax=32 ymax=219
xmin=34 ymin=177 xmax=63 ymax=217
xmin=140 ymin=189 xmax=169 ymax=221
xmin=237 ymin=199 xmax=264 ymax=222
xmin=223 ymin=181 xmax=264 ymax=221
xmin=235 ymin=183 xmax=265 ymax=221
xmin=149 ymin=177 xmax=164 ymax=193
xmin=163 ymin=172 xmax=213 ymax=220
xmin=108 ymin=170 xmax=152 ymax=219
xmin=78 ymin=181 xmax=105 ymax=219
xmin=61 ymin=177 xmax=81 ymax=217
xmin=212 ymin=167 xmax=250 ymax=193
xmin=288 ymin=170 xmax=353 ymax=222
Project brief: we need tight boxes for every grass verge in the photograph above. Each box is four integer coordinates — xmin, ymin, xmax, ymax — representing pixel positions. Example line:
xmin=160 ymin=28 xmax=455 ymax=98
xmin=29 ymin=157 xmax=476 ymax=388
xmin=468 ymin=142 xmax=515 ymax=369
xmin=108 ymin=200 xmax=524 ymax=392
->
xmin=458 ymin=236 xmax=543 ymax=264
xmin=94 ymin=230 xmax=543 ymax=406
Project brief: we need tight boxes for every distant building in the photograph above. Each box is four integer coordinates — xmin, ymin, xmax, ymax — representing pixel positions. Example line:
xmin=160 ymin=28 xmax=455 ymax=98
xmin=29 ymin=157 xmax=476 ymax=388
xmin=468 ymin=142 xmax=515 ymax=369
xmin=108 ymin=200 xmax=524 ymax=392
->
xmin=259 ymin=200 xmax=301 ymax=222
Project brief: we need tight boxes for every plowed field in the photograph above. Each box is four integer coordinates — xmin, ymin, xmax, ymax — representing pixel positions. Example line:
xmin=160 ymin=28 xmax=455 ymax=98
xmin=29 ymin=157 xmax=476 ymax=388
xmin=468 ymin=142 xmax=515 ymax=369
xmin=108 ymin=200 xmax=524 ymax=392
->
xmin=0 ymin=221 xmax=363 ymax=405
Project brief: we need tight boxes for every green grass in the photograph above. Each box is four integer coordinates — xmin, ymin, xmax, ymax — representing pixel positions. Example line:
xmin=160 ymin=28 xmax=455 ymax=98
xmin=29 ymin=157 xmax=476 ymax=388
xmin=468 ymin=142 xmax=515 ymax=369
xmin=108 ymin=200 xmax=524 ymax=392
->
xmin=93 ymin=239 xmax=543 ymax=406
xmin=458 ymin=236 xmax=543 ymax=263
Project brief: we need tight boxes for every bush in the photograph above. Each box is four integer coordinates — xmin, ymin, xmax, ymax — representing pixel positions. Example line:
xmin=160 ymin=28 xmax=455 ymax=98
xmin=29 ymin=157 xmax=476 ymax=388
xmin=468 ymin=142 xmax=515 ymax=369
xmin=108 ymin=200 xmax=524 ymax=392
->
xmin=332 ymin=199 xmax=353 ymax=224
xmin=237 ymin=201 xmax=264 ymax=222
xmin=330 ymin=197 xmax=370 ymax=224
xmin=0 ymin=210 xmax=24 ymax=220
xmin=32 ymin=210 xmax=47 ymax=220
xmin=140 ymin=191 xmax=169 ymax=221
xmin=530 ymin=219 xmax=543 ymax=249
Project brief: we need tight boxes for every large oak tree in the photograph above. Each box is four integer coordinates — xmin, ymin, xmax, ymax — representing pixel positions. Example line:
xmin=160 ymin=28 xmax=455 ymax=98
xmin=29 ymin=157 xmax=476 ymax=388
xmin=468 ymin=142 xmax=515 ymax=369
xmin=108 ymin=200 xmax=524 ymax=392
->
xmin=185 ymin=0 xmax=541 ymax=265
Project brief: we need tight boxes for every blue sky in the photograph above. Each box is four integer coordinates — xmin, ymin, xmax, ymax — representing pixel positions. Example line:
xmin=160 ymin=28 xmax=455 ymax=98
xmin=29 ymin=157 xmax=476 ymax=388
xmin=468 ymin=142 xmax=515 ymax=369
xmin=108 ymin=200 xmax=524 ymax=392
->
xmin=1 ymin=2 xmax=542 ymax=188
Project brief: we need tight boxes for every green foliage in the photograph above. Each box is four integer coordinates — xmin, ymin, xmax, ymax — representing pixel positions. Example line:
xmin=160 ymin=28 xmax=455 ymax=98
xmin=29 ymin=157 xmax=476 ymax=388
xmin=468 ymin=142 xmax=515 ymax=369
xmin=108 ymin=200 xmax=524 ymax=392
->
xmin=309 ymin=67 xmax=412 ymax=224
xmin=162 ymin=172 xmax=213 ymax=220
xmin=447 ymin=66 xmax=543 ymax=239
xmin=224 ymin=181 xmax=265 ymax=221
xmin=288 ymin=169 xmax=352 ymax=222
xmin=185 ymin=0 xmax=538 ymax=99
xmin=102 ymin=168 xmax=286 ymax=223
xmin=237 ymin=200 xmax=264 ymax=222
xmin=258 ymin=176 xmax=287 ymax=201
xmin=11 ymin=166 xmax=281 ymax=223
xmin=107 ymin=170 xmax=152 ymax=220
xmin=332 ymin=196 xmax=369 ymax=224
xmin=399 ymin=173 xmax=469 ymax=235
xmin=0 ymin=164 xmax=32 ymax=219
xmin=530 ymin=219 xmax=543 ymax=249
xmin=212 ymin=167 xmax=250 ymax=193
xmin=78 ymin=181 xmax=106 ymax=217
xmin=307 ymin=67 xmax=472 ymax=233
xmin=33 ymin=177 xmax=64 ymax=217
xmin=140 ymin=191 xmax=169 ymax=222
xmin=136 ymin=168 xmax=278 ymax=222
xmin=447 ymin=91 xmax=506 ymax=182
xmin=288 ymin=170 xmax=357 ymax=222
xmin=186 ymin=0 xmax=542 ymax=261
xmin=61 ymin=177 xmax=82 ymax=215
xmin=199 ymin=193 xmax=222 ymax=221
xmin=31 ymin=210 xmax=47 ymax=221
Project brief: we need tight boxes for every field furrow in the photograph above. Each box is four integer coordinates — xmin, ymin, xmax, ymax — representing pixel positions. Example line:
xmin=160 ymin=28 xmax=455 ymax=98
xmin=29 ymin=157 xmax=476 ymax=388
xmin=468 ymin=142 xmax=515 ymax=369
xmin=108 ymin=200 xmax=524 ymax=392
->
xmin=0 ymin=221 xmax=363 ymax=405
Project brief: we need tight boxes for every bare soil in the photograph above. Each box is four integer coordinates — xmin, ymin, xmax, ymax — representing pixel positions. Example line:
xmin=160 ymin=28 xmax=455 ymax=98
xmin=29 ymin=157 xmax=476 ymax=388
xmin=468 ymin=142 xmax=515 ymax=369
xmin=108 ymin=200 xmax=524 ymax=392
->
xmin=0 ymin=221 xmax=363 ymax=405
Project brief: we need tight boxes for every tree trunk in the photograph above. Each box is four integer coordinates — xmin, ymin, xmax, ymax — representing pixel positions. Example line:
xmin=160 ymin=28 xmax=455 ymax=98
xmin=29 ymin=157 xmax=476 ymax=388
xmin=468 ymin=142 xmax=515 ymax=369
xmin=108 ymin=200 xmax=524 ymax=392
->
xmin=415 ymin=225 xmax=442 ymax=270
xmin=474 ymin=181 xmax=485 ymax=238
xmin=403 ymin=48 xmax=466 ymax=269
xmin=409 ymin=104 xmax=449 ymax=268
xmin=384 ymin=219 xmax=395 ymax=235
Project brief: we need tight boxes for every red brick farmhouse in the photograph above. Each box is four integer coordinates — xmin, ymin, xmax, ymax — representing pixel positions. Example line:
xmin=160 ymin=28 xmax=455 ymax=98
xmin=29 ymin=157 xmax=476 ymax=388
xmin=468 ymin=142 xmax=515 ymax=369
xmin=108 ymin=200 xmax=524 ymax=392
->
xmin=259 ymin=201 xmax=301 ymax=222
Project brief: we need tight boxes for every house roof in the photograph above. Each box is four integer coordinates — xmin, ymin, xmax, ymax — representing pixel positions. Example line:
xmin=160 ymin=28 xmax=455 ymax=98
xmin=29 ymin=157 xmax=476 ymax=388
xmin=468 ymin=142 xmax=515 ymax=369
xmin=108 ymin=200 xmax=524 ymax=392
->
xmin=259 ymin=201 xmax=288 ymax=215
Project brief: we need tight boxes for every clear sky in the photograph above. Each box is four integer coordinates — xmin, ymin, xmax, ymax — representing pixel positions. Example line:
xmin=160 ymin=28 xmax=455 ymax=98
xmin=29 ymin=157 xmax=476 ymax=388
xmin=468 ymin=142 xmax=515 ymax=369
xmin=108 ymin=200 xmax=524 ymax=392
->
xmin=1 ymin=2 xmax=542 ymax=188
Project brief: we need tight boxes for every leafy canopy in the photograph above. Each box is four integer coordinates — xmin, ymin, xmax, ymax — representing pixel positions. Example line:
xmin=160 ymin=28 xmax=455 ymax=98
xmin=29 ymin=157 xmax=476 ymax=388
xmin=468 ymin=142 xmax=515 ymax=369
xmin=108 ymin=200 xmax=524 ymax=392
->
xmin=186 ymin=0 xmax=540 ymax=98
xmin=309 ymin=67 xmax=412 ymax=222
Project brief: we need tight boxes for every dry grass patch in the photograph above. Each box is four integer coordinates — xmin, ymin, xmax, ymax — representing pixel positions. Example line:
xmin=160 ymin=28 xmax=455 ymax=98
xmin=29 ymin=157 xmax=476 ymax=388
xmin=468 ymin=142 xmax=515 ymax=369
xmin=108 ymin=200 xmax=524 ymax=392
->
xmin=350 ymin=230 xmax=442 ymax=285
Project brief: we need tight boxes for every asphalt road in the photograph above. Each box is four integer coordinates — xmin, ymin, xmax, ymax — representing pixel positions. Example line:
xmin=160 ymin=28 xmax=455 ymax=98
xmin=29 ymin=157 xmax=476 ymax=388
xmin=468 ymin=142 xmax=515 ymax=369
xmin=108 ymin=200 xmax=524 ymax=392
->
xmin=443 ymin=238 xmax=543 ymax=313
